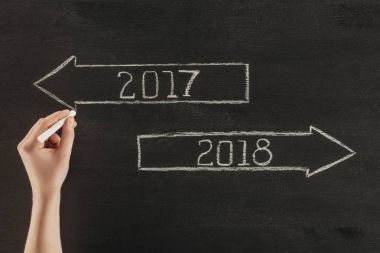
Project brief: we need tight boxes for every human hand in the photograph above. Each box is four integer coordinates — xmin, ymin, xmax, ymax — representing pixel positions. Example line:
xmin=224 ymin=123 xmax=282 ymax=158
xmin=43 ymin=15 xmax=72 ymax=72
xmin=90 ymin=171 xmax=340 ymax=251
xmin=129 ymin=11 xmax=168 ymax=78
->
xmin=17 ymin=110 xmax=77 ymax=196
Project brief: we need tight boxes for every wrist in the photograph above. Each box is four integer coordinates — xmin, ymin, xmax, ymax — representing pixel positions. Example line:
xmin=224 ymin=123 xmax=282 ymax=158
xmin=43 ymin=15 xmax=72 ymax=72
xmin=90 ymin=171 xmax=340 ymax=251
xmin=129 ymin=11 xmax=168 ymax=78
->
xmin=32 ymin=187 xmax=61 ymax=203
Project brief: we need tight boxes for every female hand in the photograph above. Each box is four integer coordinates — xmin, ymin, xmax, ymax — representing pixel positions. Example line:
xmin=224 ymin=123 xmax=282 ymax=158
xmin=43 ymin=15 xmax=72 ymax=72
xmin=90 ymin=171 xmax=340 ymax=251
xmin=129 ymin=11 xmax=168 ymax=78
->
xmin=17 ymin=110 xmax=77 ymax=196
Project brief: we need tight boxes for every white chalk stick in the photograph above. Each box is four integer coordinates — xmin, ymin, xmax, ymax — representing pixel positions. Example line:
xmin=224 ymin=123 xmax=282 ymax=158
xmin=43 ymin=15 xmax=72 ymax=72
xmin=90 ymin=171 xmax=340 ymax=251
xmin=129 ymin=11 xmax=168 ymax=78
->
xmin=37 ymin=110 xmax=76 ymax=143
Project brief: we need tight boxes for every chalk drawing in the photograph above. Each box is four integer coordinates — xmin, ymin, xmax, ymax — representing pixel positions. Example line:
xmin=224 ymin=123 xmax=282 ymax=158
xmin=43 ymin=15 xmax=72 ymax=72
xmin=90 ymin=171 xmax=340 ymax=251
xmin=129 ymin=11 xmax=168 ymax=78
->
xmin=179 ymin=70 xmax=200 ymax=97
xmin=34 ymin=56 xmax=249 ymax=109
xmin=237 ymin=140 xmax=250 ymax=166
xmin=118 ymin=71 xmax=135 ymax=99
xmin=137 ymin=126 xmax=355 ymax=178
xmin=162 ymin=71 xmax=178 ymax=98
xmin=216 ymin=140 xmax=234 ymax=166
xmin=198 ymin=139 xmax=214 ymax=166
xmin=142 ymin=71 xmax=159 ymax=99
xmin=252 ymin=138 xmax=273 ymax=166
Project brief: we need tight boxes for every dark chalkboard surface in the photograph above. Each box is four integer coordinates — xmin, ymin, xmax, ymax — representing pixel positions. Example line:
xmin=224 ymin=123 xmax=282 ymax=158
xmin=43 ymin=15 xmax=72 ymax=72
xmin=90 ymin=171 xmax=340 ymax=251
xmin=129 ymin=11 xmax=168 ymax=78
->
xmin=1 ymin=1 xmax=379 ymax=252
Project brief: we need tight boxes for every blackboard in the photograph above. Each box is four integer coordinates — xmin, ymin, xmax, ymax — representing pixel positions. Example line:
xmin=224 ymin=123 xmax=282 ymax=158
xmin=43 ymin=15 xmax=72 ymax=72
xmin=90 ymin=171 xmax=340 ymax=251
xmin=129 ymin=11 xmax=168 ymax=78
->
xmin=1 ymin=1 xmax=379 ymax=252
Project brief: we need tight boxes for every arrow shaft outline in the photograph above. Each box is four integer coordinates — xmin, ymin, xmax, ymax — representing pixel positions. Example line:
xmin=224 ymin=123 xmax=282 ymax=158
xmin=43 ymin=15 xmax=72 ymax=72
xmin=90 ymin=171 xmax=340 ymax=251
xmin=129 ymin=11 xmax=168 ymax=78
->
xmin=75 ymin=100 xmax=250 ymax=105
xmin=139 ymin=166 xmax=308 ymax=172
xmin=138 ymin=131 xmax=311 ymax=138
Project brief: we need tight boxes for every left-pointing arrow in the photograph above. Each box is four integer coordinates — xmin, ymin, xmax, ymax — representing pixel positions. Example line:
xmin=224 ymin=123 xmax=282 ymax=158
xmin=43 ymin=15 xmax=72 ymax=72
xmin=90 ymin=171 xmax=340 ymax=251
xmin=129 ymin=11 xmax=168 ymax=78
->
xmin=33 ymin=56 xmax=250 ymax=109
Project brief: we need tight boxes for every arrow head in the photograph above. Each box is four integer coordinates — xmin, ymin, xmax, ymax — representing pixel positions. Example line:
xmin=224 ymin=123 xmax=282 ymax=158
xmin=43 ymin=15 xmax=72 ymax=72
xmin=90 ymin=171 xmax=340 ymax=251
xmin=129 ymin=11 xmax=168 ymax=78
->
xmin=306 ymin=126 xmax=356 ymax=177
xmin=33 ymin=56 xmax=78 ymax=109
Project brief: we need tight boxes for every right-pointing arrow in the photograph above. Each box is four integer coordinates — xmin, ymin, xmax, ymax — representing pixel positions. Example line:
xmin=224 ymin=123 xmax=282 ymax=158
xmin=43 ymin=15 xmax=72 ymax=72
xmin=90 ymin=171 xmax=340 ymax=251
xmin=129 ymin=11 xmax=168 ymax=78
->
xmin=137 ymin=126 xmax=356 ymax=178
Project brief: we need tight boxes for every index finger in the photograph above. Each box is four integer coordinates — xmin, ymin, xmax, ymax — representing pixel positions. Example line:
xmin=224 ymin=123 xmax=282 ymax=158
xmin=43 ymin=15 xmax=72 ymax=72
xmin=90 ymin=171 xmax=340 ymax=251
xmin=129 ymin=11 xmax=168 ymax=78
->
xmin=24 ymin=110 xmax=70 ymax=147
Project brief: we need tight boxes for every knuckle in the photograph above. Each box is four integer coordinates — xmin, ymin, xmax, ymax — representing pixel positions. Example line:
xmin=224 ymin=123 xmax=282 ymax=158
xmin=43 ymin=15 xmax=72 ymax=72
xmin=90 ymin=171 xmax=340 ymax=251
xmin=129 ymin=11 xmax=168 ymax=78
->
xmin=40 ymin=118 xmax=49 ymax=127
xmin=35 ymin=118 xmax=45 ymax=127
xmin=17 ymin=141 xmax=32 ymax=153
xmin=17 ymin=142 xmax=23 ymax=152
xmin=17 ymin=142 xmax=29 ymax=153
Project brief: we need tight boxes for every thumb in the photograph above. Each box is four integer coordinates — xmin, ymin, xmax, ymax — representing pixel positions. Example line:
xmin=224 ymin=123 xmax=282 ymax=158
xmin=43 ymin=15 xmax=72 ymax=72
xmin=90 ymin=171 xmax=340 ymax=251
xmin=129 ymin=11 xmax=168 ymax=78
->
xmin=58 ymin=117 xmax=77 ymax=156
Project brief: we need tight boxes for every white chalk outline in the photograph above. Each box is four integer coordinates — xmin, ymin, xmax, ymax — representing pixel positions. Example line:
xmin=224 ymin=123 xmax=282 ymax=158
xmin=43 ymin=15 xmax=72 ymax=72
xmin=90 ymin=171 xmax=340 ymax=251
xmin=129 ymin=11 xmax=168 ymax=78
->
xmin=33 ymin=56 xmax=250 ymax=109
xmin=137 ymin=126 xmax=356 ymax=178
